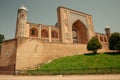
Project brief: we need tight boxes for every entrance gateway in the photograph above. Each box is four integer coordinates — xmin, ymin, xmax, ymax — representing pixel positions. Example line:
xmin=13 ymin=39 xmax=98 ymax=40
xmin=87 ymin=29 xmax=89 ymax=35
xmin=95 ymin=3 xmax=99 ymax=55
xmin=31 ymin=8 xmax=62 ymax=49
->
xmin=57 ymin=6 xmax=95 ymax=43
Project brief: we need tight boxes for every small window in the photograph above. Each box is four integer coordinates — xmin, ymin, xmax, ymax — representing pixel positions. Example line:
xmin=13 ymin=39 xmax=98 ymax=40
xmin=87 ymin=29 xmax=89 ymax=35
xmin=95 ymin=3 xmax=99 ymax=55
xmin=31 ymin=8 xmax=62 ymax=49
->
xmin=31 ymin=30 xmax=35 ymax=35
xmin=41 ymin=29 xmax=49 ymax=38
xmin=104 ymin=36 xmax=107 ymax=42
xmin=20 ymin=14 xmax=24 ymax=18
xmin=29 ymin=27 xmax=38 ymax=37
xmin=100 ymin=36 xmax=103 ymax=42
xmin=72 ymin=30 xmax=77 ymax=39
xmin=72 ymin=29 xmax=78 ymax=43
xmin=51 ymin=30 xmax=58 ymax=38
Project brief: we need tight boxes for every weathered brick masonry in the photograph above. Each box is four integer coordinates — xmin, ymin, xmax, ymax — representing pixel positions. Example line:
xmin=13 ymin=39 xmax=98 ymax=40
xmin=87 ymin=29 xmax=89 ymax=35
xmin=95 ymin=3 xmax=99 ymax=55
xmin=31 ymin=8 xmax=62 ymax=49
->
xmin=0 ymin=5 xmax=111 ymax=74
xmin=0 ymin=37 xmax=110 ymax=70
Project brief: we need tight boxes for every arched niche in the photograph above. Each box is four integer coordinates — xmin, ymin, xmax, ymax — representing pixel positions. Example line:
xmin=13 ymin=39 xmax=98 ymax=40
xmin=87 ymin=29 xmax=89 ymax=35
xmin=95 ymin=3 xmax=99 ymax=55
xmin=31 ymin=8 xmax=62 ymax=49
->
xmin=104 ymin=36 xmax=107 ymax=42
xmin=100 ymin=36 xmax=103 ymax=42
xmin=72 ymin=19 xmax=88 ymax=44
xmin=29 ymin=27 xmax=38 ymax=37
xmin=51 ymin=30 xmax=58 ymax=38
xmin=41 ymin=29 xmax=49 ymax=38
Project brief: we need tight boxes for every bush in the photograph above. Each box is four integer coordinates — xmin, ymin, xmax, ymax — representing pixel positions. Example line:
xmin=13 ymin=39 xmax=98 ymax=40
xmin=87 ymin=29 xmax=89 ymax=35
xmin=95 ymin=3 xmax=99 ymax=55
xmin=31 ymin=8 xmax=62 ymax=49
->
xmin=109 ymin=32 xmax=120 ymax=51
xmin=87 ymin=36 xmax=102 ymax=53
xmin=0 ymin=34 xmax=4 ymax=54
xmin=0 ymin=34 xmax=4 ymax=44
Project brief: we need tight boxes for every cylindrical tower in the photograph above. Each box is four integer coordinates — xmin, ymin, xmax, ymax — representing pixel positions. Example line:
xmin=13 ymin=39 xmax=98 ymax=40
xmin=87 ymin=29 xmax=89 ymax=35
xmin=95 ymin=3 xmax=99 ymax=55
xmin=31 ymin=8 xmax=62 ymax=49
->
xmin=105 ymin=26 xmax=111 ymax=39
xmin=15 ymin=5 xmax=28 ymax=38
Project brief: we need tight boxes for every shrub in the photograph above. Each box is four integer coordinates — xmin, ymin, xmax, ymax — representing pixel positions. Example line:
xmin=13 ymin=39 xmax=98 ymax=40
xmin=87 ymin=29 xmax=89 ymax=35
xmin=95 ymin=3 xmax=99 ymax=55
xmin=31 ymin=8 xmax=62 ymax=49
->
xmin=109 ymin=32 xmax=120 ymax=51
xmin=87 ymin=36 xmax=102 ymax=53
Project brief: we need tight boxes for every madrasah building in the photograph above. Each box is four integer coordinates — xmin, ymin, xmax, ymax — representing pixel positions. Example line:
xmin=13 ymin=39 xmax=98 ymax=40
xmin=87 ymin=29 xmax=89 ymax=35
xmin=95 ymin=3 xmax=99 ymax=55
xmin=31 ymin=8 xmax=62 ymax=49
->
xmin=0 ymin=5 xmax=111 ymax=73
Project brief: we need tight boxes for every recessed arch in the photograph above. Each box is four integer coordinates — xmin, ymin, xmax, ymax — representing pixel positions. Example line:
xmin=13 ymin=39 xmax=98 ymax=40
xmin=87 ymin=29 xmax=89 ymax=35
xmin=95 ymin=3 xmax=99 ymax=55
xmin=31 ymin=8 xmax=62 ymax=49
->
xmin=104 ymin=36 xmax=107 ymax=42
xmin=51 ymin=30 xmax=58 ymax=38
xmin=29 ymin=27 xmax=38 ymax=37
xmin=41 ymin=29 xmax=49 ymax=38
xmin=100 ymin=36 xmax=103 ymax=42
xmin=72 ymin=19 xmax=88 ymax=44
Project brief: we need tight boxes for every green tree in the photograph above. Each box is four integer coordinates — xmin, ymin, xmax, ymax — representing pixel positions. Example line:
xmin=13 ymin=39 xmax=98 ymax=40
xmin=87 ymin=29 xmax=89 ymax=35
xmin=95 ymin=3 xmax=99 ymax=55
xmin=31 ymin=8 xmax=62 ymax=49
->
xmin=0 ymin=34 xmax=4 ymax=44
xmin=116 ymin=41 xmax=120 ymax=51
xmin=87 ymin=36 xmax=102 ymax=53
xmin=0 ymin=34 xmax=5 ymax=54
xmin=109 ymin=32 xmax=120 ymax=51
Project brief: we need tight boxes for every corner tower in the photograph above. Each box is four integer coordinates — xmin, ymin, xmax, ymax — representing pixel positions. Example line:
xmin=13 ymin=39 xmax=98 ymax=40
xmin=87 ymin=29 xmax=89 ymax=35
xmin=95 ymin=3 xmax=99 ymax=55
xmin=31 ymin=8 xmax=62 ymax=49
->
xmin=15 ymin=5 xmax=28 ymax=38
xmin=105 ymin=26 xmax=111 ymax=39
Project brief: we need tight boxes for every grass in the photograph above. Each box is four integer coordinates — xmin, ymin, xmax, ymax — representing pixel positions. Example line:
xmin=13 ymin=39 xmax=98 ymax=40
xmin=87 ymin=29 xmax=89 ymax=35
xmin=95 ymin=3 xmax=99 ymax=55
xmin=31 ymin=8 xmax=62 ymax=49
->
xmin=24 ymin=52 xmax=120 ymax=75
xmin=39 ymin=52 xmax=120 ymax=70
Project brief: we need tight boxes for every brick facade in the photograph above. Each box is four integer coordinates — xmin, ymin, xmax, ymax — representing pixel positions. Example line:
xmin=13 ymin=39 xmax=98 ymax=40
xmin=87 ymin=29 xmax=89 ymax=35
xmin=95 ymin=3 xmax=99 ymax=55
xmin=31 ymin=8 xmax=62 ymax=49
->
xmin=0 ymin=38 xmax=110 ymax=71
xmin=0 ymin=6 xmax=111 ymax=74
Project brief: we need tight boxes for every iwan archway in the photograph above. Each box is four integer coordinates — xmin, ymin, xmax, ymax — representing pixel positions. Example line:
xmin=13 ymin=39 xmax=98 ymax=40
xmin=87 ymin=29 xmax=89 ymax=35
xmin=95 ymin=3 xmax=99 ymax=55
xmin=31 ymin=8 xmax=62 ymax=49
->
xmin=72 ymin=20 xmax=88 ymax=44
xmin=57 ymin=6 xmax=95 ymax=43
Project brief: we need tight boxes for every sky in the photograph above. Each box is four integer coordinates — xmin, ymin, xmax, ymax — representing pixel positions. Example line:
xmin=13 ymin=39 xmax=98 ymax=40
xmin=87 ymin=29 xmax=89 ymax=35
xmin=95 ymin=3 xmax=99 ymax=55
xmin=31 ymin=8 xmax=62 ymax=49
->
xmin=0 ymin=0 xmax=120 ymax=39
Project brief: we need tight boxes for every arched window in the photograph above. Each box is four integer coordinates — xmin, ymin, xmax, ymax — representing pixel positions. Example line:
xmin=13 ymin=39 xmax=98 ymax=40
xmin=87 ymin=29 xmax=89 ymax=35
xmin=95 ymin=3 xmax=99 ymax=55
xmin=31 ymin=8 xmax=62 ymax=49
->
xmin=20 ymin=14 xmax=24 ymax=19
xmin=41 ymin=29 xmax=49 ymax=38
xmin=104 ymin=36 xmax=107 ymax=42
xmin=72 ymin=29 xmax=77 ymax=38
xmin=21 ymin=14 xmax=24 ymax=18
xmin=72 ymin=29 xmax=78 ymax=43
xmin=100 ymin=36 xmax=103 ymax=42
xmin=29 ymin=27 xmax=38 ymax=37
xmin=51 ymin=30 xmax=58 ymax=38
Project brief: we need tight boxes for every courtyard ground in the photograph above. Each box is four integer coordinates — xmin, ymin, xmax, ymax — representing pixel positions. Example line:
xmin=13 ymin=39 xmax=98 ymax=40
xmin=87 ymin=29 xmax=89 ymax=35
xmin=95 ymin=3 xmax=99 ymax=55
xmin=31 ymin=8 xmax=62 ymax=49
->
xmin=0 ymin=74 xmax=120 ymax=80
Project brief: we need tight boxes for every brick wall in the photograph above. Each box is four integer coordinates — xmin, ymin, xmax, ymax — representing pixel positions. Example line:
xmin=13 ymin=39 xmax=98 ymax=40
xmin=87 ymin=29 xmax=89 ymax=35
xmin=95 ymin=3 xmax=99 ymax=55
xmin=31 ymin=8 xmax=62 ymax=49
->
xmin=16 ymin=38 xmax=110 ymax=70
xmin=0 ymin=39 xmax=17 ymax=75
xmin=0 ymin=65 xmax=15 ymax=75
xmin=0 ymin=39 xmax=17 ymax=66
xmin=0 ymin=37 xmax=110 ymax=71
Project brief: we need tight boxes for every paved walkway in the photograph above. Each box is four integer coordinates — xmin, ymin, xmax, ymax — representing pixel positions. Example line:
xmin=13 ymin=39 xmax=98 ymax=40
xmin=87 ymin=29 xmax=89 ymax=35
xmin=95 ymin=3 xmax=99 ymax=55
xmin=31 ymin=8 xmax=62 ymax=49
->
xmin=0 ymin=74 xmax=120 ymax=80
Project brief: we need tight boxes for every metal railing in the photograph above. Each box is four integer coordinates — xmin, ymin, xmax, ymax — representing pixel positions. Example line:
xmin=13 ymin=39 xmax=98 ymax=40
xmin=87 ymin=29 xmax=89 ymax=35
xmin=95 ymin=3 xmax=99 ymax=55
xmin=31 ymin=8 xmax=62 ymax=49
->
xmin=16 ymin=67 xmax=120 ymax=75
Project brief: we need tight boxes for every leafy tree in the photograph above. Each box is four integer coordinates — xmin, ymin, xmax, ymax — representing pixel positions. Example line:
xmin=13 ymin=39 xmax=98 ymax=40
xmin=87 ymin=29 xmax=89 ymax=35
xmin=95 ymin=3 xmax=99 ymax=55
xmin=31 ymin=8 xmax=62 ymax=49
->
xmin=0 ymin=34 xmax=4 ymax=44
xmin=87 ymin=36 xmax=102 ymax=53
xmin=109 ymin=32 xmax=120 ymax=51
xmin=0 ymin=34 xmax=5 ymax=54
xmin=116 ymin=41 xmax=120 ymax=51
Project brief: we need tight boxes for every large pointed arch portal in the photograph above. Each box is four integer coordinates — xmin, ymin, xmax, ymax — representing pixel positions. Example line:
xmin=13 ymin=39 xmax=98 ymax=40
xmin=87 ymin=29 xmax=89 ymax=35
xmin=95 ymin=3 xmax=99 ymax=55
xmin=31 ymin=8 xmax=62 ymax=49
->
xmin=57 ymin=7 xmax=95 ymax=43
xmin=72 ymin=20 xmax=88 ymax=44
